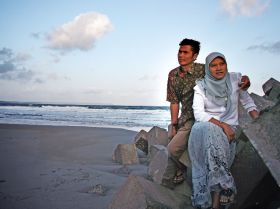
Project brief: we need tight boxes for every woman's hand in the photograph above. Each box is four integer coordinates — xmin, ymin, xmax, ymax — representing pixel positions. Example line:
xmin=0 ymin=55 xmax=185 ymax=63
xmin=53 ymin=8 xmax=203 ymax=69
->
xmin=249 ymin=110 xmax=259 ymax=120
xmin=239 ymin=75 xmax=250 ymax=90
xmin=220 ymin=122 xmax=235 ymax=142
xmin=209 ymin=118 xmax=235 ymax=143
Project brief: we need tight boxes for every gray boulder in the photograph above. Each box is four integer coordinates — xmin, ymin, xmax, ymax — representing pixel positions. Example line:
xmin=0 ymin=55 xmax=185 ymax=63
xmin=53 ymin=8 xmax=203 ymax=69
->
xmin=262 ymin=78 xmax=280 ymax=102
xmin=148 ymin=145 xmax=168 ymax=184
xmin=112 ymin=144 xmax=139 ymax=165
xmin=147 ymin=126 xmax=169 ymax=154
xmin=134 ymin=129 xmax=149 ymax=154
xmin=233 ymin=78 xmax=280 ymax=208
xmin=238 ymin=93 xmax=275 ymax=127
xmin=108 ymin=175 xmax=194 ymax=209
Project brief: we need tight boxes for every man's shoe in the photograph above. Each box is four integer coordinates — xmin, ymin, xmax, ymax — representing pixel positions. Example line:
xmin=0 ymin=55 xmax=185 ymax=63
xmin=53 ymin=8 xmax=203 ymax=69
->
xmin=173 ymin=169 xmax=185 ymax=184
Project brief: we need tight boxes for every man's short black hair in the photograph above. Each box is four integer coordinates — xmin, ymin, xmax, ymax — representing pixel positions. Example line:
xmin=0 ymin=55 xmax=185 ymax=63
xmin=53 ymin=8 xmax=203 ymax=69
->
xmin=179 ymin=38 xmax=200 ymax=55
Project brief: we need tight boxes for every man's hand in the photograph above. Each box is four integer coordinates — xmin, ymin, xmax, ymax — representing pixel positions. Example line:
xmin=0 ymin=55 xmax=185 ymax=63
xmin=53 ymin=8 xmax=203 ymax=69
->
xmin=171 ymin=126 xmax=177 ymax=139
xmin=169 ymin=102 xmax=179 ymax=139
xmin=239 ymin=75 xmax=250 ymax=91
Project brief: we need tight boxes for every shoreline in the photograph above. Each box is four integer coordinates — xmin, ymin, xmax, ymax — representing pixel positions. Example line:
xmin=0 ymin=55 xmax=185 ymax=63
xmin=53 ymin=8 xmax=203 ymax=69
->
xmin=0 ymin=122 xmax=139 ymax=132
xmin=0 ymin=123 xmax=146 ymax=209
xmin=0 ymin=122 xmax=154 ymax=132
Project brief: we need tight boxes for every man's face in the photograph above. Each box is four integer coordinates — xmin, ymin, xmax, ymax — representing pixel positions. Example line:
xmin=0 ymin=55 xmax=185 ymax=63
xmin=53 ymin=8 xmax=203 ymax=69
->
xmin=177 ymin=45 xmax=197 ymax=67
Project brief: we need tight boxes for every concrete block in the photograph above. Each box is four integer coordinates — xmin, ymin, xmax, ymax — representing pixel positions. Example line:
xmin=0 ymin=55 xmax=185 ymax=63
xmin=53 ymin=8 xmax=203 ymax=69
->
xmin=148 ymin=145 xmax=168 ymax=184
xmin=147 ymin=126 xmax=169 ymax=153
xmin=179 ymin=150 xmax=191 ymax=168
xmin=238 ymin=93 xmax=275 ymax=127
xmin=231 ymin=141 xmax=268 ymax=209
xmin=112 ymin=144 xmax=139 ymax=165
xmin=108 ymin=175 xmax=193 ymax=209
xmin=242 ymin=103 xmax=280 ymax=187
xmin=262 ymin=78 xmax=280 ymax=96
xmin=134 ymin=129 xmax=149 ymax=154
xmin=233 ymin=102 xmax=280 ymax=208
xmin=266 ymin=85 xmax=280 ymax=102
xmin=134 ymin=129 xmax=148 ymax=141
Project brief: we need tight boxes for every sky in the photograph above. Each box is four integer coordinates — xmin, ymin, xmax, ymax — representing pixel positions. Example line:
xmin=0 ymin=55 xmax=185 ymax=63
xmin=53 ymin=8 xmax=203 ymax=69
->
xmin=0 ymin=0 xmax=279 ymax=106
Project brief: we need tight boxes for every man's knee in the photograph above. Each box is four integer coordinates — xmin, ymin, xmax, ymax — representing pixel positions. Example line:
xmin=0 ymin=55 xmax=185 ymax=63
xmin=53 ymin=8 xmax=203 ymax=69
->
xmin=167 ymin=142 xmax=183 ymax=158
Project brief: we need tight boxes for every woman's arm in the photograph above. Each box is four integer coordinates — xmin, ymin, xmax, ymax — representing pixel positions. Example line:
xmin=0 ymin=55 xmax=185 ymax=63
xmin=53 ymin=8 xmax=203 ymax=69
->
xmin=239 ymin=90 xmax=259 ymax=119
xmin=209 ymin=118 xmax=235 ymax=142
xmin=234 ymin=73 xmax=259 ymax=120
xmin=192 ymin=85 xmax=213 ymax=122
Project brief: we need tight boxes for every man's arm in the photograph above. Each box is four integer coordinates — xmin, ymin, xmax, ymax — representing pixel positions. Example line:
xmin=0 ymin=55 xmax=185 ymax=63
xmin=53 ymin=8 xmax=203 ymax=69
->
xmin=170 ymin=102 xmax=179 ymax=138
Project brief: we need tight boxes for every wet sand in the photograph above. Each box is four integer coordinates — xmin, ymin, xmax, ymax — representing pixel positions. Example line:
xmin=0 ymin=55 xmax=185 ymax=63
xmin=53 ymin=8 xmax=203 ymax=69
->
xmin=0 ymin=124 xmax=147 ymax=209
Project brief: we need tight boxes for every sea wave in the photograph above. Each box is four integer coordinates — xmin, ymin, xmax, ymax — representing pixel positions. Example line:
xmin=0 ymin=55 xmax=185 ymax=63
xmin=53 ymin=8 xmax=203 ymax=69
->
xmin=0 ymin=101 xmax=170 ymax=131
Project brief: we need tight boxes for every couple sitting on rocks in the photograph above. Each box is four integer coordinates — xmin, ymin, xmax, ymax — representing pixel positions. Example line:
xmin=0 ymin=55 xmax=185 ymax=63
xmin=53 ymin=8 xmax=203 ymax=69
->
xmin=163 ymin=38 xmax=258 ymax=209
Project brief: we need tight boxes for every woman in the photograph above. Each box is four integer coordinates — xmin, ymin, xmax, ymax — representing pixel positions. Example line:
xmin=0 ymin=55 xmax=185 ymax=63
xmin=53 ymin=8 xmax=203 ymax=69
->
xmin=188 ymin=52 xmax=258 ymax=209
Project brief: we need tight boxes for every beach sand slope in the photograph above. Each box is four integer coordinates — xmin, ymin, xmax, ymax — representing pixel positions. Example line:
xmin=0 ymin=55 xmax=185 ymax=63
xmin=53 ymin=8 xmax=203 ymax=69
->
xmin=0 ymin=124 xmax=146 ymax=209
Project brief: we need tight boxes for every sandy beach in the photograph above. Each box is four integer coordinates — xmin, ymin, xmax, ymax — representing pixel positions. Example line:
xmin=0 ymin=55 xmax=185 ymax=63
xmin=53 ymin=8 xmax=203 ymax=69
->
xmin=0 ymin=124 xmax=148 ymax=209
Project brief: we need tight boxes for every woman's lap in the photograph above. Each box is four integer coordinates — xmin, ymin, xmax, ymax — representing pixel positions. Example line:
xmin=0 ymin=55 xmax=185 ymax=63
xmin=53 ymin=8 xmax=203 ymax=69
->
xmin=188 ymin=122 xmax=236 ymax=208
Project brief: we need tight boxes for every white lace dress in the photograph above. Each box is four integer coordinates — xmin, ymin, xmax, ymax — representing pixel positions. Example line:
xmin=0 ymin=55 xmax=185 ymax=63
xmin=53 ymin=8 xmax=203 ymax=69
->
xmin=188 ymin=72 xmax=257 ymax=208
xmin=188 ymin=122 xmax=237 ymax=208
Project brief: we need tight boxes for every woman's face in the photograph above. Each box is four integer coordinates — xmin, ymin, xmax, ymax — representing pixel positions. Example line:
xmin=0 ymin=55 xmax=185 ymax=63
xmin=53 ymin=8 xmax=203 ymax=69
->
xmin=209 ymin=57 xmax=227 ymax=80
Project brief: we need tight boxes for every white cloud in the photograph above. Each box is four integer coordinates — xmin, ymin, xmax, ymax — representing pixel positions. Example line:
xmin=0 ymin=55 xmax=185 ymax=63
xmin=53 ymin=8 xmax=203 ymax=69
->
xmin=47 ymin=12 xmax=113 ymax=53
xmin=220 ymin=0 xmax=270 ymax=17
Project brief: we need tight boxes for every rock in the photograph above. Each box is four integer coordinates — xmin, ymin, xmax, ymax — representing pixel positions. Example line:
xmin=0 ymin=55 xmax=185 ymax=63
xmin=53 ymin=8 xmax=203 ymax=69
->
xmin=266 ymin=85 xmax=280 ymax=102
xmin=178 ymin=150 xmax=192 ymax=168
xmin=134 ymin=129 xmax=148 ymax=141
xmin=112 ymin=165 xmax=131 ymax=176
xmin=136 ymin=149 xmax=149 ymax=164
xmin=148 ymin=145 xmax=168 ymax=184
xmin=262 ymin=78 xmax=280 ymax=102
xmin=87 ymin=184 xmax=107 ymax=196
xmin=147 ymin=145 xmax=192 ymax=196
xmin=112 ymin=144 xmax=139 ymax=165
xmin=173 ymin=180 xmax=193 ymax=198
xmin=251 ymin=93 xmax=276 ymax=111
xmin=235 ymin=131 xmax=248 ymax=155
xmin=233 ymin=101 xmax=280 ymax=208
xmin=134 ymin=129 xmax=149 ymax=154
xmin=262 ymin=78 xmax=280 ymax=95
xmin=238 ymin=93 xmax=275 ymax=127
xmin=231 ymin=140 xmax=268 ymax=209
xmin=147 ymin=126 xmax=169 ymax=153
xmin=108 ymin=175 xmax=193 ymax=209
xmin=243 ymin=103 xmax=280 ymax=187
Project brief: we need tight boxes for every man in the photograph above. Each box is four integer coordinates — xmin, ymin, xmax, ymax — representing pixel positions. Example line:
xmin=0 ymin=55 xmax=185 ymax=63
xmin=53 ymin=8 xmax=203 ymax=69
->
xmin=162 ymin=38 xmax=250 ymax=189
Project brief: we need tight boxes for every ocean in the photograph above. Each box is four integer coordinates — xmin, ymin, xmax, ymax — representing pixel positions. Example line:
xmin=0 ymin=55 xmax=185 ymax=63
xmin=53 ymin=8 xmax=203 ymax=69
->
xmin=0 ymin=101 xmax=170 ymax=132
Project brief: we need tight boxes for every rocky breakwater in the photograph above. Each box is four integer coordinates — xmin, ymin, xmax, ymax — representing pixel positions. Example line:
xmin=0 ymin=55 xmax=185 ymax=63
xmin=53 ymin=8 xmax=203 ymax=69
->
xmin=108 ymin=78 xmax=280 ymax=209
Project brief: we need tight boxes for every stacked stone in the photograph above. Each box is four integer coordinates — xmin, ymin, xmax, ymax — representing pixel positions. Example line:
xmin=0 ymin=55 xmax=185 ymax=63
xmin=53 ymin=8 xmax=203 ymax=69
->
xmin=110 ymin=78 xmax=280 ymax=209
xmin=232 ymin=78 xmax=280 ymax=209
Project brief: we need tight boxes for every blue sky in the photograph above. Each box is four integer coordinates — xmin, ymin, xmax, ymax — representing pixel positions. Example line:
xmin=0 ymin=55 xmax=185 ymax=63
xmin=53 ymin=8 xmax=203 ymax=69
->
xmin=0 ymin=0 xmax=279 ymax=106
